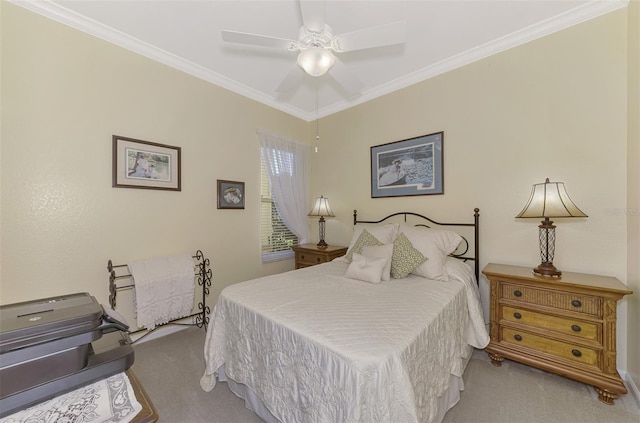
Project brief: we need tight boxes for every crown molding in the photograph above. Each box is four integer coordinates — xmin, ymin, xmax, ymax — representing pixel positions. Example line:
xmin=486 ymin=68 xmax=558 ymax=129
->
xmin=9 ymin=0 xmax=310 ymax=120
xmin=319 ymin=0 xmax=629 ymax=119
xmin=10 ymin=0 xmax=629 ymax=122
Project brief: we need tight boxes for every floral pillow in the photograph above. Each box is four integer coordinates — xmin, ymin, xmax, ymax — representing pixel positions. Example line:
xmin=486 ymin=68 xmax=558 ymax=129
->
xmin=345 ymin=223 xmax=398 ymax=258
xmin=390 ymin=232 xmax=426 ymax=279
xmin=344 ymin=229 xmax=383 ymax=262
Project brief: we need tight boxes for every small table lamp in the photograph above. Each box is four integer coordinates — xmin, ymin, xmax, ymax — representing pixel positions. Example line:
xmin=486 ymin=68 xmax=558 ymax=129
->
xmin=516 ymin=178 xmax=587 ymax=277
xmin=308 ymin=195 xmax=335 ymax=249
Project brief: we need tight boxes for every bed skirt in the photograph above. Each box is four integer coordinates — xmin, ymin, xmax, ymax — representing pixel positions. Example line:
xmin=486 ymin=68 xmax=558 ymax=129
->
xmin=216 ymin=353 xmax=470 ymax=423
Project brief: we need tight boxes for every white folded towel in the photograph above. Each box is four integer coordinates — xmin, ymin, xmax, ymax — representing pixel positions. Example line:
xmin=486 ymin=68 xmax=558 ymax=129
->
xmin=129 ymin=254 xmax=195 ymax=330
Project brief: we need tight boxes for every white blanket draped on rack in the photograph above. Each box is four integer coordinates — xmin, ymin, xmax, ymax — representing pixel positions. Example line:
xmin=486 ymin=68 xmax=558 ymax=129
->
xmin=129 ymin=254 xmax=195 ymax=330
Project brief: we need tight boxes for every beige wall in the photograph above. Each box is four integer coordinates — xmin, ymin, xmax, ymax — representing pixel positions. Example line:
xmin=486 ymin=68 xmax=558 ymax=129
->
xmin=0 ymin=2 xmax=307 ymax=312
xmin=312 ymin=9 xmax=634 ymax=371
xmin=626 ymin=0 xmax=640 ymax=396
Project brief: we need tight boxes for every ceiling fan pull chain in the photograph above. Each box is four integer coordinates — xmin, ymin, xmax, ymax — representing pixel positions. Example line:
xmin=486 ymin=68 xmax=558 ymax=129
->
xmin=315 ymin=87 xmax=320 ymax=153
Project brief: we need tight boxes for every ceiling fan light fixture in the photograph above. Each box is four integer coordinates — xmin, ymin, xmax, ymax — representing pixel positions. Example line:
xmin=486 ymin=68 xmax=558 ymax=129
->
xmin=297 ymin=47 xmax=335 ymax=77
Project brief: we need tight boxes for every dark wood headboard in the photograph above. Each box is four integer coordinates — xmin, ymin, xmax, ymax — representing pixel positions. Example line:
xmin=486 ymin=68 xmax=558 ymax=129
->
xmin=353 ymin=208 xmax=480 ymax=282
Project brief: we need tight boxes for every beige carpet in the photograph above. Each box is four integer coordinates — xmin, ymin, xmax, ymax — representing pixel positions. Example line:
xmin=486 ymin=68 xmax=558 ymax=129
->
xmin=132 ymin=326 xmax=640 ymax=423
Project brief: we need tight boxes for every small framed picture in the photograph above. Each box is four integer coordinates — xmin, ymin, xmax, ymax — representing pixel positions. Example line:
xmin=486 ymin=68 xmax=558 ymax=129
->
xmin=370 ymin=131 xmax=444 ymax=198
xmin=217 ymin=180 xmax=245 ymax=209
xmin=112 ymin=135 xmax=181 ymax=191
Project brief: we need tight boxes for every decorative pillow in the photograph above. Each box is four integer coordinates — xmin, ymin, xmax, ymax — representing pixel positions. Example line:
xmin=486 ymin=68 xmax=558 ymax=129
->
xmin=398 ymin=224 xmax=463 ymax=281
xmin=361 ymin=244 xmax=394 ymax=281
xmin=345 ymin=229 xmax=384 ymax=262
xmin=391 ymin=232 xmax=426 ymax=279
xmin=345 ymin=253 xmax=388 ymax=284
xmin=346 ymin=223 xmax=398 ymax=255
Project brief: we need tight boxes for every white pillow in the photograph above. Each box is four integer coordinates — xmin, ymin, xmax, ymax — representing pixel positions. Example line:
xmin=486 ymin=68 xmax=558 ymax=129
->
xmin=361 ymin=244 xmax=394 ymax=281
xmin=398 ymin=224 xmax=462 ymax=281
xmin=347 ymin=223 xmax=398 ymax=253
xmin=345 ymin=253 xmax=388 ymax=284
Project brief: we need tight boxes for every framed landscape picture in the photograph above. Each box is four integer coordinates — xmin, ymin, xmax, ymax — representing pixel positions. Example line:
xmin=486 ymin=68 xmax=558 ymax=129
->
xmin=112 ymin=135 xmax=181 ymax=191
xmin=370 ymin=132 xmax=443 ymax=198
xmin=217 ymin=180 xmax=245 ymax=209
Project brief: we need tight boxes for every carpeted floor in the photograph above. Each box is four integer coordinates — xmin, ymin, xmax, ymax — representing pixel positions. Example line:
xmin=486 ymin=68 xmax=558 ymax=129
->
xmin=131 ymin=326 xmax=640 ymax=423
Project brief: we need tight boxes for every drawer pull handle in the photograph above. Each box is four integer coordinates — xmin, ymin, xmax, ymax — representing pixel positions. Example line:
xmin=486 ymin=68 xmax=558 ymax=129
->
xmin=300 ymin=255 xmax=305 ymax=260
xmin=514 ymin=290 xmax=523 ymax=297
xmin=316 ymin=257 xmax=321 ymax=262
xmin=572 ymin=349 xmax=582 ymax=357
xmin=571 ymin=324 xmax=582 ymax=332
xmin=571 ymin=300 xmax=582 ymax=308
xmin=514 ymin=312 xmax=522 ymax=319
xmin=514 ymin=334 xmax=523 ymax=341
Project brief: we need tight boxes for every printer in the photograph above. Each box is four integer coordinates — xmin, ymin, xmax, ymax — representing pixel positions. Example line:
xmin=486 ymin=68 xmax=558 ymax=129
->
xmin=0 ymin=293 xmax=134 ymax=417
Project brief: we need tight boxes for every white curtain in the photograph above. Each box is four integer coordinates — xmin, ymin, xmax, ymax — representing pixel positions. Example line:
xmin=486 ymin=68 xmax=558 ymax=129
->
xmin=258 ymin=129 xmax=310 ymax=245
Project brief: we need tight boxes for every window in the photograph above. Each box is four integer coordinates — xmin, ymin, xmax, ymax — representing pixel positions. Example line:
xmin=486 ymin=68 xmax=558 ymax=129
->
xmin=258 ymin=130 xmax=310 ymax=262
xmin=260 ymin=162 xmax=298 ymax=262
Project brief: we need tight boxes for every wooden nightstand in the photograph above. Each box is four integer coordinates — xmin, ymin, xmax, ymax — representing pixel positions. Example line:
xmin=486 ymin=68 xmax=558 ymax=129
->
xmin=482 ymin=263 xmax=632 ymax=405
xmin=291 ymin=244 xmax=348 ymax=269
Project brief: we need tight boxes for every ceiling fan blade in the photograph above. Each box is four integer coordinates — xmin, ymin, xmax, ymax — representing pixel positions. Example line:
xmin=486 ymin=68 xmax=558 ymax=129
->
xmin=299 ymin=0 xmax=325 ymax=34
xmin=276 ymin=66 xmax=305 ymax=94
xmin=329 ymin=57 xmax=364 ymax=95
xmin=222 ymin=30 xmax=297 ymax=50
xmin=333 ymin=21 xmax=407 ymax=52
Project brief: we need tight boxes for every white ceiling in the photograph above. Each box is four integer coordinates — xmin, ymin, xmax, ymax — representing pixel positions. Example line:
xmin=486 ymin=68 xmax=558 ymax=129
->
xmin=12 ymin=0 xmax=627 ymax=121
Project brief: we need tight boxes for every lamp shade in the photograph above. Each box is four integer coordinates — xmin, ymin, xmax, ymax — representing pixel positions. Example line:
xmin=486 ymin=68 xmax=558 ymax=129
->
xmin=297 ymin=47 xmax=336 ymax=77
xmin=308 ymin=195 xmax=335 ymax=217
xmin=516 ymin=178 xmax=587 ymax=219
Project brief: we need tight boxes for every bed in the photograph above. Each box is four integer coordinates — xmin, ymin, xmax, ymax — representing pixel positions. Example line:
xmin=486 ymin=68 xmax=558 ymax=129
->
xmin=201 ymin=209 xmax=489 ymax=423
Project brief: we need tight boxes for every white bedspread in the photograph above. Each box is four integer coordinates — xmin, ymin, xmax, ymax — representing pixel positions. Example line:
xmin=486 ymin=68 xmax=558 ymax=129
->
xmin=201 ymin=259 xmax=488 ymax=423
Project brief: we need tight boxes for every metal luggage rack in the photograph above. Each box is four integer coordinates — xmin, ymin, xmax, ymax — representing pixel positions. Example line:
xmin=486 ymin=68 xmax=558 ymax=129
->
xmin=107 ymin=250 xmax=212 ymax=340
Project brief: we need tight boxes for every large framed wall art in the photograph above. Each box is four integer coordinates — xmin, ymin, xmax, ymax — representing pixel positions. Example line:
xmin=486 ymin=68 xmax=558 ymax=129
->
xmin=370 ymin=132 xmax=443 ymax=198
xmin=112 ymin=135 xmax=181 ymax=191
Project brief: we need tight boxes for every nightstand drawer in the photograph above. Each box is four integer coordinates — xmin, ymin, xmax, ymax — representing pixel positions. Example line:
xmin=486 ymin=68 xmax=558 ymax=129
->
xmin=501 ymin=306 xmax=600 ymax=342
xmin=291 ymin=244 xmax=348 ymax=269
xmin=501 ymin=327 xmax=600 ymax=369
xmin=501 ymin=283 xmax=603 ymax=318
xmin=295 ymin=251 xmax=327 ymax=265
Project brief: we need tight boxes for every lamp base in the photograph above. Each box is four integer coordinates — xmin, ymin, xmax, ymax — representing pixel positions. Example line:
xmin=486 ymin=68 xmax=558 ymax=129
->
xmin=533 ymin=262 xmax=562 ymax=277
xmin=316 ymin=216 xmax=328 ymax=249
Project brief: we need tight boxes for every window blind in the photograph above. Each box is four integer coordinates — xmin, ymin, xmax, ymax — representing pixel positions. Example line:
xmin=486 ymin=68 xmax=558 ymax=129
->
xmin=260 ymin=164 xmax=298 ymax=262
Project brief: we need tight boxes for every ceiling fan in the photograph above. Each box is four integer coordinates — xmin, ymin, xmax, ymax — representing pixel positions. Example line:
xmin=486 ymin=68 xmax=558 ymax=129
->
xmin=221 ymin=0 xmax=407 ymax=95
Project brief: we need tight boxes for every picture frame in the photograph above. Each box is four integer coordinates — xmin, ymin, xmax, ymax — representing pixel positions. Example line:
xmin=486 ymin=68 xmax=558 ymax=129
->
xmin=217 ymin=180 xmax=245 ymax=209
xmin=370 ymin=131 xmax=444 ymax=198
xmin=112 ymin=135 xmax=181 ymax=191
